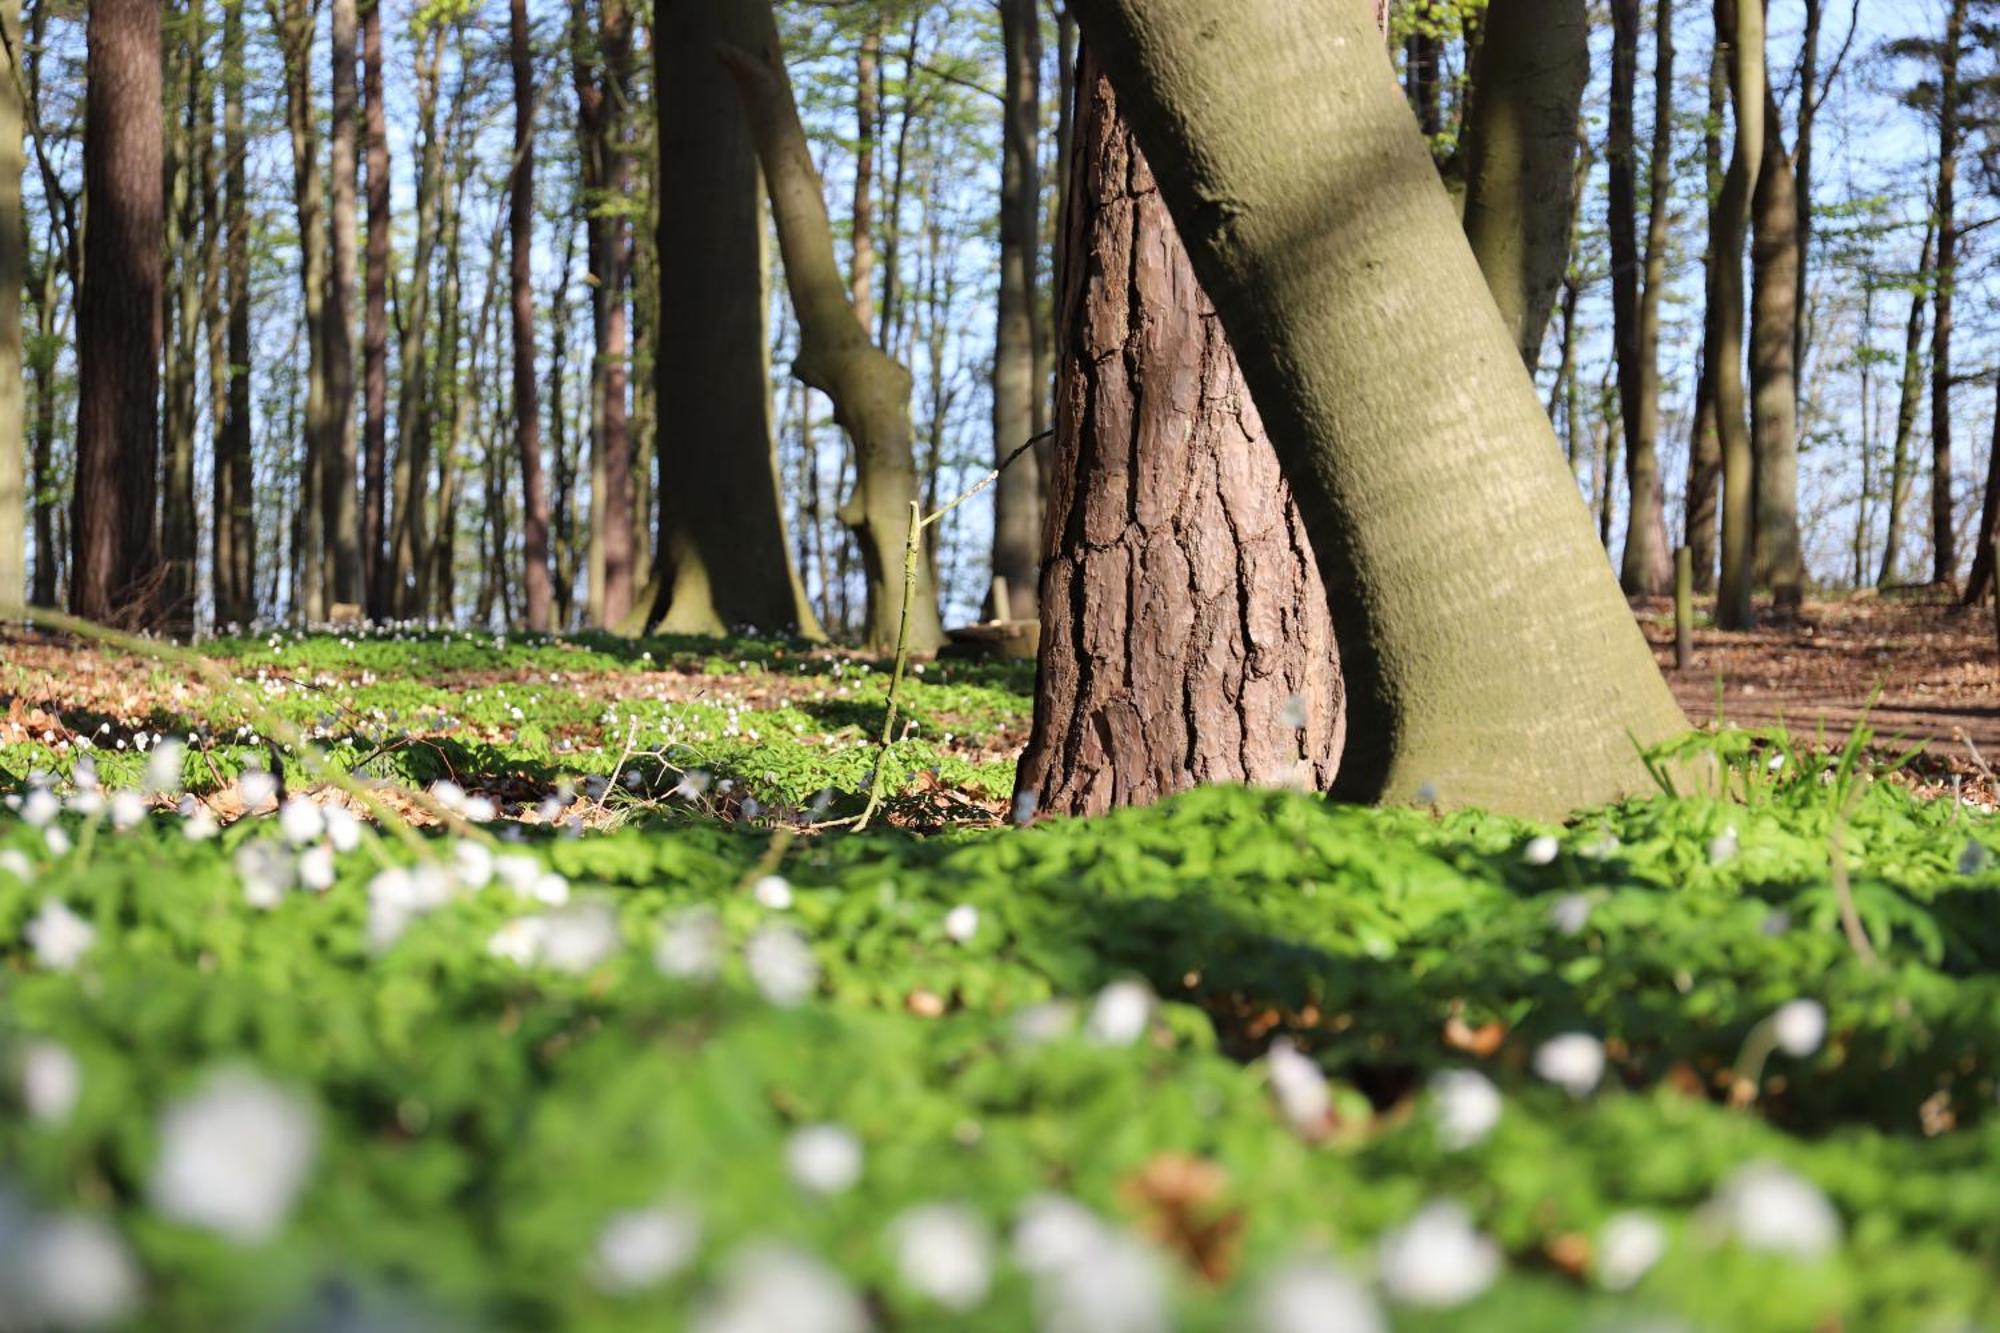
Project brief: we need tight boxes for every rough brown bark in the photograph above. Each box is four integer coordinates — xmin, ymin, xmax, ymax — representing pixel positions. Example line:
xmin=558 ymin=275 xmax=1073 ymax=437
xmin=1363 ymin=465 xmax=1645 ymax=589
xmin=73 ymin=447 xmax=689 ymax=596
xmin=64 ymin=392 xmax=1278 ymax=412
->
xmin=72 ymin=0 xmax=162 ymax=625
xmin=1749 ymin=90 xmax=1803 ymax=610
xmin=361 ymin=0 xmax=391 ymax=616
xmin=1017 ymin=53 xmax=1342 ymax=818
xmin=990 ymin=0 xmax=1043 ymax=622
xmin=326 ymin=0 xmax=363 ymax=609
xmin=512 ymin=0 xmax=553 ymax=631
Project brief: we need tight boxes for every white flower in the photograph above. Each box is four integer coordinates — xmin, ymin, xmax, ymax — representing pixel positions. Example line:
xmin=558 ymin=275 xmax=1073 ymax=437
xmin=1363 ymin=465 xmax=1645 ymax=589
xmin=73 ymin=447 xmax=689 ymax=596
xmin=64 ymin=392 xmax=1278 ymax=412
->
xmin=1708 ymin=827 xmax=1739 ymax=866
xmin=1548 ymin=893 xmax=1592 ymax=936
xmin=785 ymin=1124 xmax=863 ymax=1195
xmin=494 ymin=852 xmax=542 ymax=896
xmin=21 ymin=787 xmax=59 ymax=828
xmin=237 ymin=770 xmax=278 ymax=810
xmin=0 ymin=849 xmax=31 ymax=882
xmin=182 ymin=807 xmax=220 ymax=841
xmin=26 ymin=899 xmax=95 ymax=972
xmin=889 ymin=1203 xmax=992 ymax=1311
xmin=68 ymin=789 xmax=105 ymax=818
xmin=1029 ymin=1222 xmax=1167 ymax=1333
xmin=1377 ymin=1201 xmax=1501 ymax=1308
xmin=745 ymin=925 xmax=818 ymax=1007
xmin=451 ymin=840 xmax=495 ymax=889
xmin=429 ymin=780 xmax=467 ymax=814
xmin=1013 ymin=1194 xmax=1107 ymax=1273
xmin=690 ymin=1242 xmax=868 ymax=1333
xmin=943 ymin=904 xmax=979 ymax=943
xmin=1011 ymin=1000 xmax=1078 ymax=1046
xmin=1521 ymin=835 xmax=1559 ymax=866
xmin=235 ymin=842 xmax=294 ymax=910
xmin=1596 ymin=1212 xmax=1667 ymax=1290
xmin=592 ymin=1203 xmax=701 ymax=1293
xmin=539 ymin=902 xmax=622 ymax=974
xmin=20 ymin=1040 xmax=83 ymax=1125
xmin=1533 ymin=1032 xmax=1606 ymax=1098
xmin=144 ymin=738 xmax=187 ymax=794
xmin=322 ymin=804 xmax=361 ymax=853
xmin=7 ymin=1212 xmax=144 ymax=1327
xmin=460 ymin=795 xmax=497 ymax=823
xmin=277 ymin=797 xmax=323 ymax=847
xmin=149 ymin=1069 xmax=318 ymax=1244
xmin=1709 ymin=1161 xmax=1840 ymax=1259
xmin=656 ymin=908 xmax=725 ymax=982
xmin=107 ymin=790 xmax=147 ymax=833
xmin=1252 ymin=1256 xmax=1386 ymax=1333
xmin=487 ymin=917 xmax=548 ymax=967
xmin=1770 ymin=999 xmax=1826 ymax=1058
xmin=296 ymin=844 xmax=336 ymax=893
xmin=1429 ymin=1069 xmax=1502 ymax=1150
xmin=43 ymin=826 xmax=71 ymax=856
xmin=1086 ymin=980 xmax=1154 ymax=1047
xmin=752 ymin=875 xmax=793 ymax=910
xmin=1266 ymin=1038 xmax=1331 ymax=1136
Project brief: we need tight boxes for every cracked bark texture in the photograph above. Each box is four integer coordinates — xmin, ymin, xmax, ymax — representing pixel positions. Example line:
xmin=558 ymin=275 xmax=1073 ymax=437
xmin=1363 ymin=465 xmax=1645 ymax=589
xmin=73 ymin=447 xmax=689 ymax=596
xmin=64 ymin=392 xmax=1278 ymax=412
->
xmin=1017 ymin=54 xmax=1342 ymax=819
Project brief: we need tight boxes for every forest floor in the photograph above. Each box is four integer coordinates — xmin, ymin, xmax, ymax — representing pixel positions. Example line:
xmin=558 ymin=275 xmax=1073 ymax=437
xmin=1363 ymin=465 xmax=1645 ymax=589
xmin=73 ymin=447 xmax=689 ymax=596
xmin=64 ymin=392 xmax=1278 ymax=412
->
xmin=1637 ymin=588 xmax=2000 ymax=806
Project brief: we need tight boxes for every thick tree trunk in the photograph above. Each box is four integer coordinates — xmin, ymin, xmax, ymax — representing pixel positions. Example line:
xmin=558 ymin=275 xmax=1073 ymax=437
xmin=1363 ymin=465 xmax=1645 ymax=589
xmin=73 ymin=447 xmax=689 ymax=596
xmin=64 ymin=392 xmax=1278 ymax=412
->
xmin=72 ymin=0 xmax=162 ymax=625
xmin=1749 ymin=90 xmax=1802 ymax=611
xmin=1017 ymin=52 xmax=1342 ymax=819
xmin=1456 ymin=0 xmax=1588 ymax=366
xmin=326 ymin=0 xmax=363 ymax=611
xmin=216 ymin=0 xmax=253 ymax=627
xmin=511 ymin=0 xmax=553 ymax=631
xmin=1067 ymin=0 xmax=1686 ymax=817
xmin=1685 ymin=38 xmax=1726 ymax=594
xmin=1930 ymin=0 xmax=1965 ymax=587
xmin=989 ymin=0 xmax=1043 ymax=622
xmin=1711 ymin=0 xmax=1763 ymax=631
xmin=0 ymin=0 xmax=20 ymax=615
xmin=279 ymin=0 xmax=328 ymax=621
xmin=361 ymin=0 xmax=391 ymax=617
xmin=708 ymin=0 xmax=922 ymax=651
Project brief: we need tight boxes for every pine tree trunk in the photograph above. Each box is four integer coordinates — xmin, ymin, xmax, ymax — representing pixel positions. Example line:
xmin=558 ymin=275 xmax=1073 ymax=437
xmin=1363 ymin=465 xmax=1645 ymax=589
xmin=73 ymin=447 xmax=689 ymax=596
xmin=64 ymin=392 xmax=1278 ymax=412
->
xmin=1712 ymin=0 xmax=1763 ymax=631
xmin=1068 ymin=0 xmax=1685 ymax=817
xmin=361 ymin=0 xmax=391 ymax=617
xmin=0 ymin=0 xmax=21 ymax=615
xmin=989 ymin=0 xmax=1043 ymax=623
xmin=1456 ymin=0 xmax=1588 ymax=365
xmin=72 ymin=0 xmax=162 ymax=625
xmin=511 ymin=0 xmax=553 ymax=631
xmin=1930 ymin=0 xmax=1965 ymax=586
xmin=1017 ymin=50 xmax=1342 ymax=818
xmin=1749 ymin=90 xmax=1802 ymax=611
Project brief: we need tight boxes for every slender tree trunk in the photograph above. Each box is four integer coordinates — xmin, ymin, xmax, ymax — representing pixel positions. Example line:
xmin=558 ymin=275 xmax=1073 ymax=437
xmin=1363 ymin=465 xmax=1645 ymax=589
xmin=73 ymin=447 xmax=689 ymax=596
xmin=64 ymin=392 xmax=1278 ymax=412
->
xmin=1749 ymin=89 xmax=1802 ymax=611
xmin=161 ymin=8 xmax=203 ymax=635
xmin=279 ymin=0 xmax=328 ymax=621
xmin=1068 ymin=0 xmax=1687 ymax=817
xmin=0 ymin=0 xmax=21 ymax=615
xmin=1685 ymin=37 xmax=1726 ymax=594
xmin=218 ymin=0 xmax=253 ymax=627
xmin=1853 ymin=285 xmax=1873 ymax=589
xmin=851 ymin=21 xmax=878 ymax=327
xmin=1018 ymin=48 xmax=1342 ymax=818
xmin=511 ymin=0 xmax=553 ymax=631
xmin=390 ymin=22 xmax=447 ymax=617
xmin=324 ymin=0 xmax=362 ymax=611
xmin=990 ymin=0 xmax=1044 ymax=621
xmin=1712 ymin=0 xmax=1763 ymax=631
xmin=28 ymin=253 xmax=55 ymax=607
xmin=1875 ymin=225 xmax=1927 ymax=589
xmin=1456 ymin=0 xmax=1589 ymax=366
xmin=1793 ymin=0 xmax=1820 ymax=385
xmin=72 ymin=0 xmax=163 ymax=625
xmin=1930 ymin=0 xmax=1966 ymax=587
xmin=361 ymin=0 xmax=391 ymax=616
xmin=1966 ymin=376 xmax=2000 ymax=606
xmin=550 ymin=226 xmax=577 ymax=628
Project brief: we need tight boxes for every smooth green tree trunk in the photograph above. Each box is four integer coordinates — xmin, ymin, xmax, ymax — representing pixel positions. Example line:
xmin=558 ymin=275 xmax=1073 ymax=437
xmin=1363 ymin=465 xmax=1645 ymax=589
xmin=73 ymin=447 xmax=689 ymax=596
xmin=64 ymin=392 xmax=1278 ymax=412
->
xmin=1711 ymin=0 xmax=1763 ymax=631
xmin=0 ymin=0 xmax=21 ymax=616
xmin=1068 ymin=0 xmax=1687 ymax=818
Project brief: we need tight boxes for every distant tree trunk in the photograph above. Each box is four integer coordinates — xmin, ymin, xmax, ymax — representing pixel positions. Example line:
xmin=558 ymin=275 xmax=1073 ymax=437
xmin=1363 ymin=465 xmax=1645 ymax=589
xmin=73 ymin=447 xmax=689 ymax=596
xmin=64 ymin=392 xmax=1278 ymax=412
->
xmin=1456 ymin=0 xmax=1588 ymax=366
xmin=212 ymin=0 xmax=254 ymax=628
xmin=325 ymin=0 xmax=363 ymax=611
xmin=1966 ymin=377 xmax=2000 ymax=606
xmin=1929 ymin=0 xmax=1966 ymax=587
xmin=705 ymin=0 xmax=911 ymax=649
xmin=72 ymin=0 xmax=163 ymax=624
xmin=390 ymin=22 xmax=447 ymax=618
xmin=28 ymin=251 xmax=55 ymax=607
xmin=549 ymin=227 xmax=577 ymax=627
xmin=1877 ymin=225 xmax=1928 ymax=588
xmin=1067 ymin=0 xmax=1687 ymax=817
xmin=1792 ymin=0 xmax=1820 ymax=384
xmin=361 ymin=0 xmax=391 ymax=617
xmin=161 ymin=8 xmax=203 ymax=635
xmin=0 ymin=0 xmax=21 ymax=615
xmin=1852 ymin=284 xmax=1874 ymax=588
xmin=1018 ymin=49 xmax=1342 ymax=818
xmin=1711 ymin=0 xmax=1763 ymax=631
xmin=278 ymin=0 xmax=328 ymax=620
xmin=850 ymin=21 xmax=878 ymax=327
xmin=1405 ymin=11 xmax=1442 ymax=154
xmin=1749 ymin=89 xmax=1802 ymax=611
xmin=1609 ymin=0 xmax=1672 ymax=595
xmin=511 ymin=0 xmax=553 ymax=631
xmin=990 ymin=0 xmax=1044 ymax=622
xmin=1686 ymin=39 xmax=1726 ymax=593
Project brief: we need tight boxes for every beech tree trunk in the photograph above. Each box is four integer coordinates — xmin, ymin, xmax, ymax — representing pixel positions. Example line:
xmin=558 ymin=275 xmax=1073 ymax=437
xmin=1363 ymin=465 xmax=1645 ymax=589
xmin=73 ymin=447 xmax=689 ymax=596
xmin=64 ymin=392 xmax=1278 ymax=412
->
xmin=279 ymin=0 xmax=328 ymax=621
xmin=714 ymin=0 xmax=932 ymax=652
xmin=361 ymin=0 xmax=391 ymax=617
xmin=989 ymin=0 xmax=1043 ymax=622
xmin=1877 ymin=223 xmax=1931 ymax=588
xmin=511 ymin=0 xmax=553 ymax=631
xmin=72 ymin=0 xmax=162 ymax=625
xmin=215 ymin=0 xmax=253 ymax=627
xmin=1017 ymin=51 xmax=1342 ymax=818
xmin=1749 ymin=90 xmax=1803 ymax=611
xmin=390 ymin=21 xmax=447 ymax=618
xmin=326 ymin=0 xmax=363 ymax=610
xmin=0 ymin=0 xmax=20 ymax=615
xmin=1067 ymin=0 xmax=1686 ymax=817
xmin=1930 ymin=0 xmax=1966 ymax=586
xmin=1712 ymin=0 xmax=1763 ymax=631
xmin=1685 ymin=38 xmax=1726 ymax=594
xmin=161 ymin=10 xmax=203 ymax=635
xmin=1456 ymin=0 xmax=1588 ymax=366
